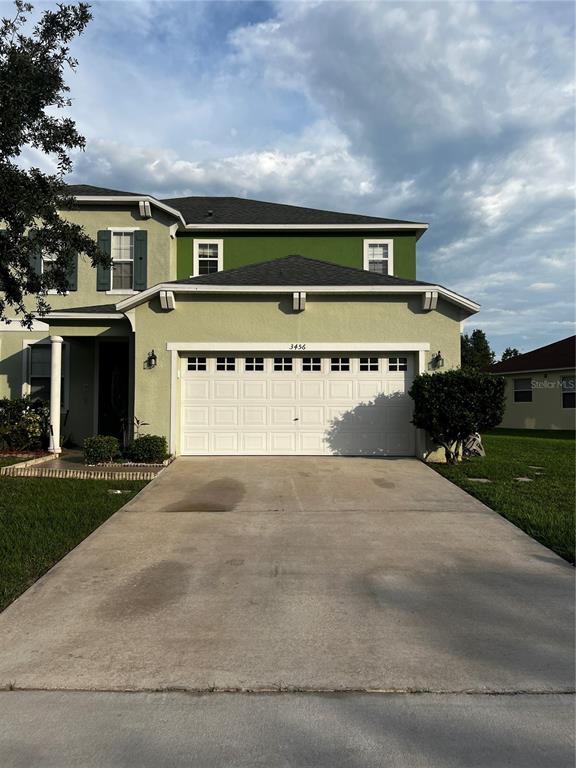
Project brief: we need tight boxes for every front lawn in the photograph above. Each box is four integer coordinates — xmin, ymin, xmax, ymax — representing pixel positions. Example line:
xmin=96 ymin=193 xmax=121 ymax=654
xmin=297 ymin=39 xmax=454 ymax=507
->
xmin=433 ymin=429 xmax=575 ymax=563
xmin=0 ymin=477 xmax=147 ymax=611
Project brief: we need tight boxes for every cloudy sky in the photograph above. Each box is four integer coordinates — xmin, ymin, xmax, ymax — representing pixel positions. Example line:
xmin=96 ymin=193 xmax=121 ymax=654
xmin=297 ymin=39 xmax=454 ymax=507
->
xmin=12 ymin=0 xmax=576 ymax=355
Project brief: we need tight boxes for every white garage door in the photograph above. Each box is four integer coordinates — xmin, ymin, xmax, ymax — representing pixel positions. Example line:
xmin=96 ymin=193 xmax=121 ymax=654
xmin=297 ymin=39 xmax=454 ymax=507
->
xmin=180 ymin=353 xmax=416 ymax=456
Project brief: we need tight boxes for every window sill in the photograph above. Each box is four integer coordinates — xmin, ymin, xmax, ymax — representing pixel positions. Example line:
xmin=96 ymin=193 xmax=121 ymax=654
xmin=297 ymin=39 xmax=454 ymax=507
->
xmin=47 ymin=290 xmax=69 ymax=295
xmin=105 ymin=290 xmax=139 ymax=295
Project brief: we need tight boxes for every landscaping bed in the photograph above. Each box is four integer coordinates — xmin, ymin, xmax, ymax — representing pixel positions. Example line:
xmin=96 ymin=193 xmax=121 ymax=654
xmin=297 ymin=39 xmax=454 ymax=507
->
xmin=0 ymin=477 xmax=148 ymax=611
xmin=433 ymin=429 xmax=575 ymax=564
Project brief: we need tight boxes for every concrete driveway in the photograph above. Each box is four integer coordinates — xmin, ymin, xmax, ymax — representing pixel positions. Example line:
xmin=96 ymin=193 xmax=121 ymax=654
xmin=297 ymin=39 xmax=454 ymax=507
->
xmin=0 ymin=457 xmax=573 ymax=693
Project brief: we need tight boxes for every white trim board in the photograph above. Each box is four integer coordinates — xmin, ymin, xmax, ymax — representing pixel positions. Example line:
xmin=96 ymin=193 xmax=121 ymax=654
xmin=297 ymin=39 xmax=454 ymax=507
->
xmin=73 ymin=196 xmax=186 ymax=226
xmin=167 ymin=342 xmax=430 ymax=352
xmin=116 ymin=283 xmax=480 ymax=313
xmin=47 ymin=312 xmax=126 ymax=321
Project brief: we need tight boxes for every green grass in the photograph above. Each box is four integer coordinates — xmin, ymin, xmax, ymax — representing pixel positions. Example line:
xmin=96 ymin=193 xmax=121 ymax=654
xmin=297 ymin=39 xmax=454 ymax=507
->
xmin=0 ymin=478 xmax=147 ymax=611
xmin=0 ymin=456 xmax=37 ymax=468
xmin=433 ymin=430 xmax=575 ymax=563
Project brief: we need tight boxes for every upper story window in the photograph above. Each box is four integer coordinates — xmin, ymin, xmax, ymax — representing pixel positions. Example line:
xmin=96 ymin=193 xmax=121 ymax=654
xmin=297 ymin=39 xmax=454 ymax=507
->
xmin=41 ymin=252 xmax=57 ymax=278
xmin=513 ymin=378 xmax=532 ymax=403
xmin=194 ymin=240 xmax=223 ymax=276
xmin=363 ymin=239 xmax=393 ymax=275
xmin=96 ymin=229 xmax=147 ymax=294
xmin=111 ymin=231 xmax=134 ymax=290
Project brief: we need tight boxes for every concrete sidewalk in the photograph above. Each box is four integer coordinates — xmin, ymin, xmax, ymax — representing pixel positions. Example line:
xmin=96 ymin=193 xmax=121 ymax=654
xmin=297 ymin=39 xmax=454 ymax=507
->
xmin=0 ymin=691 xmax=573 ymax=768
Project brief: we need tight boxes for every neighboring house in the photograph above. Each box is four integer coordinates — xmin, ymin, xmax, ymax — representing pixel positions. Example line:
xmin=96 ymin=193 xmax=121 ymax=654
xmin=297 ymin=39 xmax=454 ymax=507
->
xmin=0 ymin=184 xmax=479 ymax=457
xmin=491 ymin=336 xmax=575 ymax=431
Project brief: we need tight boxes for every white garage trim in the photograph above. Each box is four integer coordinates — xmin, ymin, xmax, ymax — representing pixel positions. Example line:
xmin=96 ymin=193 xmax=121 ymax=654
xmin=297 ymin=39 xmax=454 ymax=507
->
xmin=167 ymin=342 xmax=430 ymax=352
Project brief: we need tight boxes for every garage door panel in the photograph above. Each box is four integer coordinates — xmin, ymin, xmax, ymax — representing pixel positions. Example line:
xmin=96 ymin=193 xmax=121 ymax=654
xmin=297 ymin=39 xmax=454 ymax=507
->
xmin=213 ymin=406 xmax=238 ymax=426
xmin=214 ymin=380 xmax=238 ymax=399
xmin=270 ymin=406 xmax=297 ymax=425
xmin=270 ymin=380 xmax=296 ymax=400
xmin=300 ymin=406 xmax=325 ymax=426
xmin=182 ymin=406 xmax=209 ymax=427
xmin=241 ymin=433 xmax=267 ymax=453
xmin=183 ymin=432 xmax=210 ymax=453
xmin=242 ymin=380 xmax=267 ymax=399
xmin=212 ymin=433 xmax=238 ymax=453
xmin=299 ymin=380 xmax=324 ymax=399
xmin=183 ymin=380 xmax=210 ymax=399
xmin=270 ymin=433 xmax=297 ymax=453
xmin=242 ymin=406 xmax=267 ymax=426
xmin=327 ymin=380 xmax=354 ymax=400
xmin=357 ymin=380 xmax=385 ymax=399
xmin=181 ymin=353 xmax=416 ymax=456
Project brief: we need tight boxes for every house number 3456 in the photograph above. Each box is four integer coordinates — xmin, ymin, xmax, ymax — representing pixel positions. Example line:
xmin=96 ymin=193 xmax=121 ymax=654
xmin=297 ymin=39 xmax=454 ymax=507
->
xmin=289 ymin=343 xmax=306 ymax=350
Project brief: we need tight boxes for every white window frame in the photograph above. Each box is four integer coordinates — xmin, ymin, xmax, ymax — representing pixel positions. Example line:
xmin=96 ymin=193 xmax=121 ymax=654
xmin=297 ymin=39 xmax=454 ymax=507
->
xmin=193 ymin=239 xmax=223 ymax=277
xmin=363 ymin=239 xmax=394 ymax=276
xmin=330 ymin=357 xmax=351 ymax=372
xmin=106 ymin=227 xmax=139 ymax=295
xmin=359 ymin=357 xmax=379 ymax=372
xmin=388 ymin=356 xmax=408 ymax=372
xmin=21 ymin=339 xmax=70 ymax=411
xmin=302 ymin=357 xmax=322 ymax=372
xmin=40 ymin=252 xmax=68 ymax=295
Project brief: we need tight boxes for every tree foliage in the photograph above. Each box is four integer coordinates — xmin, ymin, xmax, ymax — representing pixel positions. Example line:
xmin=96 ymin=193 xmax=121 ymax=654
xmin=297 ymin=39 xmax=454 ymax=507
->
xmin=501 ymin=347 xmax=521 ymax=361
xmin=0 ymin=1 xmax=107 ymax=326
xmin=461 ymin=328 xmax=496 ymax=371
xmin=409 ymin=369 xmax=506 ymax=464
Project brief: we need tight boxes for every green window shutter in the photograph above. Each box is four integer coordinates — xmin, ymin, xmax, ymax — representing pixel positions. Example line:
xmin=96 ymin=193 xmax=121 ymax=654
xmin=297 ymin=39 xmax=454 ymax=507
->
xmin=96 ymin=230 xmax=111 ymax=291
xmin=67 ymin=252 xmax=78 ymax=291
xmin=133 ymin=230 xmax=148 ymax=291
xmin=28 ymin=229 xmax=42 ymax=276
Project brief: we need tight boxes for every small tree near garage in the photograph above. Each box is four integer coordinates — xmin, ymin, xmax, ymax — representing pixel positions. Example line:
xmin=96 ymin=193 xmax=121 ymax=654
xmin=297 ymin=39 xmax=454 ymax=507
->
xmin=409 ymin=370 xmax=506 ymax=464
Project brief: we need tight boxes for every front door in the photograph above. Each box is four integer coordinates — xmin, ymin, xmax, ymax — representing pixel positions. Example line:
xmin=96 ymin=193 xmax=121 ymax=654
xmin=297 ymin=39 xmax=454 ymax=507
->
xmin=97 ymin=341 xmax=130 ymax=441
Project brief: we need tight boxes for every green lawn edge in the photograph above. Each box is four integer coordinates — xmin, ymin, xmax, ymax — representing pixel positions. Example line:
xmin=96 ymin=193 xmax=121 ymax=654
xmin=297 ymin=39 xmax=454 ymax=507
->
xmin=432 ymin=431 xmax=575 ymax=564
xmin=0 ymin=477 xmax=148 ymax=612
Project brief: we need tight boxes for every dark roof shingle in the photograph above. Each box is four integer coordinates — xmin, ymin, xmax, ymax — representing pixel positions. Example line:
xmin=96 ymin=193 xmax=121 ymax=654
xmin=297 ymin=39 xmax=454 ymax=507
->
xmin=66 ymin=184 xmax=144 ymax=197
xmin=491 ymin=336 xmax=576 ymax=374
xmin=169 ymin=255 xmax=432 ymax=287
xmin=160 ymin=195 xmax=425 ymax=227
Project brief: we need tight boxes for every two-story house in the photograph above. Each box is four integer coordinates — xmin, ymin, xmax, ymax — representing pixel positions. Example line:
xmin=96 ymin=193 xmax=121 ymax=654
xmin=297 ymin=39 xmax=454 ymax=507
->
xmin=0 ymin=184 xmax=479 ymax=457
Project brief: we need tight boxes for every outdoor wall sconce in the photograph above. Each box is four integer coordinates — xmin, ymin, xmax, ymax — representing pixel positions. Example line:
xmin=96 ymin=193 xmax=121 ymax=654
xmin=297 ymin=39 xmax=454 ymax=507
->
xmin=431 ymin=350 xmax=444 ymax=369
xmin=145 ymin=350 xmax=157 ymax=369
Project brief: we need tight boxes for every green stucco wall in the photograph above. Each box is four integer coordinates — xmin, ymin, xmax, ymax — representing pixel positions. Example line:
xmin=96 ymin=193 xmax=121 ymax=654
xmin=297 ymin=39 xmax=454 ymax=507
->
xmin=0 ymin=206 xmax=177 ymax=314
xmin=497 ymin=371 xmax=576 ymax=430
xmin=176 ymin=232 xmax=417 ymax=280
xmin=132 ymin=294 xmax=462 ymax=453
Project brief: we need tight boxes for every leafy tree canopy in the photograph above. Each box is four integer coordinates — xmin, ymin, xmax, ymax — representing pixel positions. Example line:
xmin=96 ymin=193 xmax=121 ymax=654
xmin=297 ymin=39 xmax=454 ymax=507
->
xmin=461 ymin=328 xmax=496 ymax=371
xmin=501 ymin=347 xmax=521 ymax=361
xmin=409 ymin=369 xmax=505 ymax=464
xmin=0 ymin=1 xmax=107 ymax=327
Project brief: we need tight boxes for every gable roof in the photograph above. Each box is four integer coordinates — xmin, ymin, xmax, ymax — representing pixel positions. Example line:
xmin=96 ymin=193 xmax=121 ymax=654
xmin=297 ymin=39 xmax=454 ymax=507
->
xmin=66 ymin=184 xmax=145 ymax=197
xmin=115 ymin=254 xmax=480 ymax=315
xmin=65 ymin=184 xmax=427 ymax=234
xmin=491 ymin=336 xmax=575 ymax=374
xmin=169 ymin=255 xmax=430 ymax=287
xmin=160 ymin=195 xmax=425 ymax=228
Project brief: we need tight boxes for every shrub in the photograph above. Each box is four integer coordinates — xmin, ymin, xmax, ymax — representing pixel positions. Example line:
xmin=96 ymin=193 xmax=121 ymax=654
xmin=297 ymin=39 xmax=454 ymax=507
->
xmin=409 ymin=370 xmax=506 ymax=464
xmin=0 ymin=397 xmax=49 ymax=451
xmin=125 ymin=434 xmax=168 ymax=464
xmin=83 ymin=435 xmax=120 ymax=464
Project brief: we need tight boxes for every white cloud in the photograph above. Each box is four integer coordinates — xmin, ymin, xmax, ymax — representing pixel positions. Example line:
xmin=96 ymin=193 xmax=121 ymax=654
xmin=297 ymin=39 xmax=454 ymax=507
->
xmin=528 ymin=282 xmax=556 ymax=291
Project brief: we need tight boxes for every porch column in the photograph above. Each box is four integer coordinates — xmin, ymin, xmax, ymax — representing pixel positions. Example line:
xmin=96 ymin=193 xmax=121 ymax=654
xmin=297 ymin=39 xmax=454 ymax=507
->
xmin=48 ymin=335 xmax=63 ymax=454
